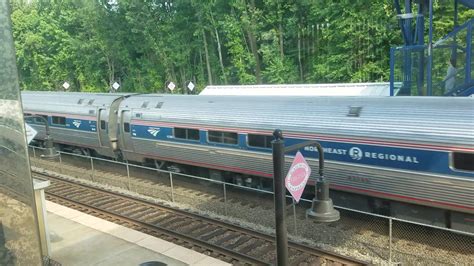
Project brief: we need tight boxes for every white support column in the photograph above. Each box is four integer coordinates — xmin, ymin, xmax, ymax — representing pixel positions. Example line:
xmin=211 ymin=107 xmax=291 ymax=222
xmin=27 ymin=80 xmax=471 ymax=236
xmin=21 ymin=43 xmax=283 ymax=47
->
xmin=33 ymin=179 xmax=51 ymax=257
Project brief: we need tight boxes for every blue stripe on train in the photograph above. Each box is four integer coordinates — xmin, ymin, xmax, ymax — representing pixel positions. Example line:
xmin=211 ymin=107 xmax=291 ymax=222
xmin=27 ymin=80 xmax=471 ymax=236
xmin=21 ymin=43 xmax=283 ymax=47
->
xmin=28 ymin=117 xmax=97 ymax=132
xmin=130 ymin=124 xmax=473 ymax=178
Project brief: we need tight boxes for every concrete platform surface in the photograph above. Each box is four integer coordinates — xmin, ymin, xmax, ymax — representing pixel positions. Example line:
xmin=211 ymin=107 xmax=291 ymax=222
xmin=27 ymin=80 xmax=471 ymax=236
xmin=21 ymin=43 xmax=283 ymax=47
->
xmin=46 ymin=201 xmax=230 ymax=266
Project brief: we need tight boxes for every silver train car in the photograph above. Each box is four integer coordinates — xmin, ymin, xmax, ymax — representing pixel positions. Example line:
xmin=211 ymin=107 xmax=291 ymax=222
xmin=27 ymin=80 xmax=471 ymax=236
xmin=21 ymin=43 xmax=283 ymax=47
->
xmin=22 ymin=92 xmax=132 ymax=157
xmin=21 ymin=91 xmax=474 ymax=232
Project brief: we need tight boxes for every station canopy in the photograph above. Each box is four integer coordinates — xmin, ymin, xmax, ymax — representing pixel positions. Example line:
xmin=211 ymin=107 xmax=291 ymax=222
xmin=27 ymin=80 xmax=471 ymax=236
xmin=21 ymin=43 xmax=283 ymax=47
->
xmin=200 ymin=83 xmax=400 ymax=96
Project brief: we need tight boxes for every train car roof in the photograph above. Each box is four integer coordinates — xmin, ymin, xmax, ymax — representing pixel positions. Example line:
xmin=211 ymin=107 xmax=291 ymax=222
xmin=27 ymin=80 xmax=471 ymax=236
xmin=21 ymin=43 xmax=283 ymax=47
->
xmin=121 ymin=95 xmax=474 ymax=147
xmin=21 ymin=91 xmax=134 ymax=107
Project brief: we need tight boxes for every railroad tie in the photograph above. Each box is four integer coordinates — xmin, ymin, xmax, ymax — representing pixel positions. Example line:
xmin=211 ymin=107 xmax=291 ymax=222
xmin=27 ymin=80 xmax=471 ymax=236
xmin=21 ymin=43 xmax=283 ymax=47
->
xmin=213 ymin=232 xmax=239 ymax=246
xmin=224 ymin=235 xmax=252 ymax=250
xmin=237 ymin=239 xmax=266 ymax=254
xmin=199 ymin=228 xmax=227 ymax=241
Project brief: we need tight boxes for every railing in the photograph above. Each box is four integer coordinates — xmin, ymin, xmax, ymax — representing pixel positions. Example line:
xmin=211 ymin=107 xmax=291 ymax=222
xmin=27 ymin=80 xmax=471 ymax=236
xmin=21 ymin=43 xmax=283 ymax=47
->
xmin=29 ymin=146 xmax=474 ymax=265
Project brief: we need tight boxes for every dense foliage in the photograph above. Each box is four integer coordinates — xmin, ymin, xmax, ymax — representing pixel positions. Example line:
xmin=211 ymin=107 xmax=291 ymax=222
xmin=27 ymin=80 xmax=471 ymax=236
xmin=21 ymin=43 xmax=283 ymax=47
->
xmin=10 ymin=0 xmax=472 ymax=93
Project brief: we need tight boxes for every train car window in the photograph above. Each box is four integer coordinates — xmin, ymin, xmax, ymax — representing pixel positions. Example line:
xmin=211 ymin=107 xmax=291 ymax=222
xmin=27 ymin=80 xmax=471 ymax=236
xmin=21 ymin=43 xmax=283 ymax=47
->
xmin=208 ymin=130 xmax=237 ymax=144
xmin=248 ymin=134 xmax=272 ymax=148
xmin=223 ymin=132 xmax=238 ymax=144
xmin=452 ymin=152 xmax=474 ymax=171
xmin=187 ymin=129 xmax=199 ymax=140
xmin=51 ymin=116 xmax=66 ymax=125
xmin=88 ymin=99 xmax=95 ymax=105
xmin=35 ymin=115 xmax=48 ymax=124
xmin=100 ymin=120 xmax=106 ymax=130
xmin=24 ymin=113 xmax=33 ymax=123
xmin=156 ymin=102 xmax=164 ymax=108
xmin=141 ymin=101 xmax=149 ymax=108
xmin=77 ymin=99 xmax=84 ymax=104
xmin=208 ymin=131 xmax=222 ymax=143
xmin=174 ymin=128 xmax=186 ymax=139
xmin=123 ymin=122 xmax=130 ymax=133
xmin=174 ymin=128 xmax=199 ymax=141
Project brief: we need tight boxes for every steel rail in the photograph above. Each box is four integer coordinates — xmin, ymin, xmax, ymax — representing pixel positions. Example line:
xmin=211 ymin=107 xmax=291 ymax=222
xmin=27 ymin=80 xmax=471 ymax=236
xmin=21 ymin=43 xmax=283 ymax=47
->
xmin=43 ymin=178 xmax=266 ymax=265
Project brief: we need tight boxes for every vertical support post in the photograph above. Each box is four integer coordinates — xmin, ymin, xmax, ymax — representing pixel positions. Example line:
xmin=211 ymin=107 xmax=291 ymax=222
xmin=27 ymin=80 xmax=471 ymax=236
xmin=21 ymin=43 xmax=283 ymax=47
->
xmin=427 ymin=0 xmax=434 ymax=96
xmin=389 ymin=217 xmax=393 ymax=264
xmin=390 ymin=47 xmax=395 ymax=96
xmin=404 ymin=0 xmax=412 ymax=44
xmin=90 ymin=157 xmax=95 ymax=182
xmin=0 ymin=222 xmax=6 ymax=258
xmin=454 ymin=0 xmax=458 ymax=27
xmin=33 ymin=180 xmax=51 ymax=257
xmin=417 ymin=5 xmax=425 ymax=96
xmin=223 ymin=183 xmax=227 ymax=216
xmin=292 ymin=198 xmax=297 ymax=235
xmin=453 ymin=0 xmax=459 ymax=64
xmin=466 ymin=22 xmax=472 ymax=83
xmin=126 ymin=162 xmax=131 ymax=191
xmin=32 ymin=146 xmax=36 ymax=158
xmin=416 ymin=4 xmax=423 ymax=45
xmin=394 ymin=0 xmax=409 ymax=45
xmin=58 ymin=153 xmax=62 ymax=174
xmin=169 ymin=172 xmax=175 ymax=202
xmin=272 ymin=129 xmax=288 ymax=266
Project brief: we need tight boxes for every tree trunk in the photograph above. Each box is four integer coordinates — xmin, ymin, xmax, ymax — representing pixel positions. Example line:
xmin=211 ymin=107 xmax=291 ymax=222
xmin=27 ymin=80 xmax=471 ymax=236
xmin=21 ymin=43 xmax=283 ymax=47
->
xmin=247 ymin=31 xmax=262 ymax=84
xmin=180 ymin=67 xmax=186 ymax=94
xmin=279 ymin=23 xmax=284 ymax=59
xmin=210 ymin=12 xmax=227 ymax=84
xmin=298 ymin=27 xmax=303 ymax=81
xmin=315 ymin=25 xmax=319 ymax=58
xmin=202 ymin=30 xmax=213 ymax=85
xmin=242 ymin=30 xmax=251 ymax=54
xmin=199 ymin=48 xmax=205 ymax=84
xmin=170 ymin=66 xmax=177 ymax=92
xmin=302 ymin=28 xmax=306 ymax=68
xmin=105 ymin=53 xmax=115 ymax=92
xmin=215 ymin=27 xmax=227 ymax=84
xmin=247 ymin=0 xmax=262 ymax=84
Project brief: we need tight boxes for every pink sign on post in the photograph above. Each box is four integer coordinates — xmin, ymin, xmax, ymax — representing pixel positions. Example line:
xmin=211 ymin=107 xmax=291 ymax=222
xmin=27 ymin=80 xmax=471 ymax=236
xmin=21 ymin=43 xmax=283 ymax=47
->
xmin=285 ymin=151 xmax=311 ymax=203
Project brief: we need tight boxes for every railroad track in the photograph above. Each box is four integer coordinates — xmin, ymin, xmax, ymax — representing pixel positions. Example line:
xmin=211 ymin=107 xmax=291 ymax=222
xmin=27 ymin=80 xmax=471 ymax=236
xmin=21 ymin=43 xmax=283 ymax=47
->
xmin=37 ymin=171 xmax=366 ymax=265
xmin=32 ymin=156 xmax=474 ymax=265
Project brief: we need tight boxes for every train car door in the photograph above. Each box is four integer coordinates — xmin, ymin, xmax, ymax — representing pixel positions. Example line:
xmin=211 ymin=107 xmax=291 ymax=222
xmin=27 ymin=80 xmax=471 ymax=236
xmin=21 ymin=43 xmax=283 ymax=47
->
xmin=98 ymin=108 xmax=110 ymax=148
xmin=121 ymin=110 xmax=134 ymax=151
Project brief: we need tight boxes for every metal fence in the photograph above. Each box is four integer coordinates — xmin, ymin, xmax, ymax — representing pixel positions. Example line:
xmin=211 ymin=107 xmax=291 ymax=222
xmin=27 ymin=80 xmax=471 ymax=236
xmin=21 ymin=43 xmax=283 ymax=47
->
xmin=29 ymin=146 xmax=474 ymax=265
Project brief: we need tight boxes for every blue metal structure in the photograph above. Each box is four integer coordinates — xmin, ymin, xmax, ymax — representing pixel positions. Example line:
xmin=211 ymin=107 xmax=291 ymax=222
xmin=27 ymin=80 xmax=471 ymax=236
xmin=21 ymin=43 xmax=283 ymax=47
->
xmin=390 ymin=0 xmax=474 ymax=96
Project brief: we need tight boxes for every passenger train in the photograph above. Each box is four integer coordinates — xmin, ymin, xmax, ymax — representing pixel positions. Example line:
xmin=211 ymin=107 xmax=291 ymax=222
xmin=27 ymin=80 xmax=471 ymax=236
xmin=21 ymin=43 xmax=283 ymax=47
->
xmin=21 ymin=91 xmax=474 ymax=232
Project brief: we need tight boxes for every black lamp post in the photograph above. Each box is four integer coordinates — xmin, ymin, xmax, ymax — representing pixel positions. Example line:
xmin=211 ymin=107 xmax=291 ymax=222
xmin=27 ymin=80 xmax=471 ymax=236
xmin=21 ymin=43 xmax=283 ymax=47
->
xmin=25 ymin=115 xmax=59 ymax=159
xmin=272 ymin=129 xmax=339 ymax=266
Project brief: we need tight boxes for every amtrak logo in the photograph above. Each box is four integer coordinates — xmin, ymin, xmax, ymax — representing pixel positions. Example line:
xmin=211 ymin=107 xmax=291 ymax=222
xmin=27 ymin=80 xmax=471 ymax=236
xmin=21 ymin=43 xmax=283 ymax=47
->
xmin=147 ymin=127 xmax=160 ymax=137
xmin=72 ymin=120 xmax=81 ymax=128
xmin=349 ymin=147 xmax=363 ymax=160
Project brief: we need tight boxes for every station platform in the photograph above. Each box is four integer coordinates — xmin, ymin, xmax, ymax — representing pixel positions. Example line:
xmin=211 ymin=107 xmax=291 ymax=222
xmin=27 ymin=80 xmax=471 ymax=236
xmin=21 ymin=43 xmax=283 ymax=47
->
xmin=46 ymin=201 xmax=230 ymax=266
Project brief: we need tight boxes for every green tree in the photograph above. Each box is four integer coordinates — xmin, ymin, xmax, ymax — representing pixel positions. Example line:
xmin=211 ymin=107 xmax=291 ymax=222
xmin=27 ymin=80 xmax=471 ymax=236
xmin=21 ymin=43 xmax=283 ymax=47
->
xmin=12 ymin=0 xmax=464 ymax=92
